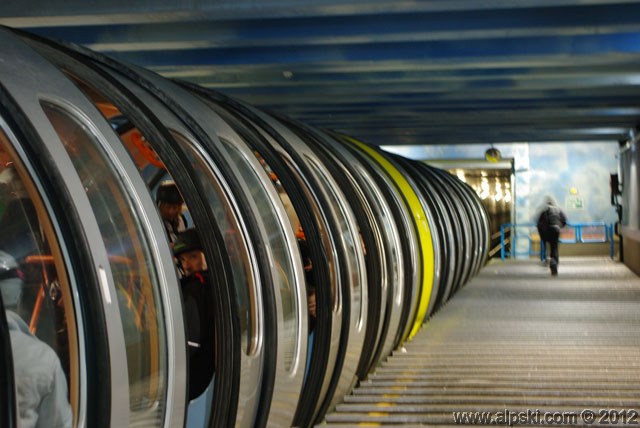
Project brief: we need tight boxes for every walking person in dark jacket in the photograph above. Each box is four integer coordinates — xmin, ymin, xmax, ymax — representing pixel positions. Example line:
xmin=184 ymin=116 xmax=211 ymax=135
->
xmin=536 ymin=196 xmax=568 ymax=275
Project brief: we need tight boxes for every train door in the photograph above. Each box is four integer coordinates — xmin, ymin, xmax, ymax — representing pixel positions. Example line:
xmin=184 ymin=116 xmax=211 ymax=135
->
xmin=0 ymin=29 xmax=187 ymax=427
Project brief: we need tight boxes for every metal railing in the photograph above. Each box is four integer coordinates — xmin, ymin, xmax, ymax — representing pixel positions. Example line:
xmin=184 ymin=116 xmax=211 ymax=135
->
xmin=489 ymin=227 xmax=510 ymax=259
xmin=500 ymin=222 xmax=615 ymax=261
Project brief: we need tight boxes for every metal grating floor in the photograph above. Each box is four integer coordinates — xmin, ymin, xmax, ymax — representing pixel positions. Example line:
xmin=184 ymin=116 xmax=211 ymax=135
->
xmin=320 ymin=257 xmax=640 ymax=426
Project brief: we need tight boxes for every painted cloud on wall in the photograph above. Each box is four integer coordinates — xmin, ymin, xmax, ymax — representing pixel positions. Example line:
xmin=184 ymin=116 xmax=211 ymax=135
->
xmin=383 ymin=141 xmax=619 ymax=225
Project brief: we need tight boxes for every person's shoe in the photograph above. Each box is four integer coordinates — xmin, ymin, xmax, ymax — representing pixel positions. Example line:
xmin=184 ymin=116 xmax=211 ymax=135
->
xmin=550 ymin=264 xmax=558 ymax=276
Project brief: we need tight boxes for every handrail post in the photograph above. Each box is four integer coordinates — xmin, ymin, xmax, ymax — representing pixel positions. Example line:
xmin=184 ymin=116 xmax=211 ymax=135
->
xmin=609 ymin=223 xmax=614 ymax=259
xmin=577 ymin=224 xmax=583 ymax=243
xmin=500 ymin=224 xmax=506 ymax=261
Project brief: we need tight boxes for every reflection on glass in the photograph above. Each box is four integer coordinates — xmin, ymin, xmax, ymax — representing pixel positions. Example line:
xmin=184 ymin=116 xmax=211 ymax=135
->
xmin=355 ymin=165 xmax=402 ymax=306
xmin=304 ymin=157 xmax=364 ymax=313
xmin=250 ymin=149 xmax=323 ymax=344
xmin=0 ymin=126 xmax=76 ymax=427
xmin=41 ymin=102 xmax=167 ymax=425
xmin=220 ymin=138 xmax=299 ymax=370
xmin=169 ymin=131 xmax=258 ymax=355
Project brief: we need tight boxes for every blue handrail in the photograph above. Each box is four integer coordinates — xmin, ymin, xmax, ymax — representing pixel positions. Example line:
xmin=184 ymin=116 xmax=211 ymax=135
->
xmin=499 ymin=222 xmax=615 ymax=261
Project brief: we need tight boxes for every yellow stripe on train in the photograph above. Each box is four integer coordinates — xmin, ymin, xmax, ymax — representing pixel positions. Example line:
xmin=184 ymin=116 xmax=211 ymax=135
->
xmin=344 ymin=136 xmax=435 ymax=340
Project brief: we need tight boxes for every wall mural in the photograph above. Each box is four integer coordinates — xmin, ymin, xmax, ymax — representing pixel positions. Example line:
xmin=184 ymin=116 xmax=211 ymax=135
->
xmin=384 ymin=142 xmax=619 ymax=256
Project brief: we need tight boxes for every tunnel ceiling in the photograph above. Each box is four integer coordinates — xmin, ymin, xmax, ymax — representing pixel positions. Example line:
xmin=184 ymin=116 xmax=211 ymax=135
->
xmin=2 ymin=0 xmax=640 ymax=146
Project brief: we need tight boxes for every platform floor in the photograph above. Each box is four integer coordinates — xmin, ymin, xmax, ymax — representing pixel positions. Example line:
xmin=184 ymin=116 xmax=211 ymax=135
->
xmin=321 ymin=257 xmax=640 ymax=426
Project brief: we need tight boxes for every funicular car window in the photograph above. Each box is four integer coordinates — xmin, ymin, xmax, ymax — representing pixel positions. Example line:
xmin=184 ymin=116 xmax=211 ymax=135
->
xmin=0 ymin=124 xmax=79 ymax=427
xmin=220 ymin=137 xmax=300 ymax=369
xmin=168 ymin=130 xmax=257 ymax=355
xmin=40 ymin=101 xmax=168 ymax=426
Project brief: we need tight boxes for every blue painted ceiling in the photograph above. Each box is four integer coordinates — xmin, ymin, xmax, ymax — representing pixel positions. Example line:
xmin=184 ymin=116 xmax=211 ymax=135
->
xmin=2 ymin=0 xmax=640 ymax=146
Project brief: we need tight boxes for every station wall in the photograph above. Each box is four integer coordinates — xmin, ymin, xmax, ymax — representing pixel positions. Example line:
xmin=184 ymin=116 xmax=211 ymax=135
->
xmin=385 ymin=142 xmax=620 ymax=258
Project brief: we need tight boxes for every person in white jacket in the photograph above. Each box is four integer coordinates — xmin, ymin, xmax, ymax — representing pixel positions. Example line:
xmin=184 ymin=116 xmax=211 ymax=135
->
xmin=6 ymin=311 xmax=72 ymax=428
xmin=1 ymin=250 xmax=72 ymax=428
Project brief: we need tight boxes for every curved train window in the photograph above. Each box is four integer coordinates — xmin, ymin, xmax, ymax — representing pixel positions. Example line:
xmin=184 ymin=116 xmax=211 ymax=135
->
xmin=0 ymin=126 xmax=78 ymax=426
xmin=252 ymin=150 xmax=302 ymax=233
xmin=304 ymin=158 xmax=353 ymax=312
xmin=220 ymin=137 xmax=300 ymax=370
xmin=39 ymin=102 xmax=168 ymax=425
xmin=169 ymin=130 xmax=258 ymax=355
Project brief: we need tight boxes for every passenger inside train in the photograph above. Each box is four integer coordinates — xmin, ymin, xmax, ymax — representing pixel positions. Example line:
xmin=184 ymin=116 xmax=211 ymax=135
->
xmin=156 ymin=181 xmax=188 ymax=246
xmin=173 ymin=228 xmax=216 ymax=401
xmin=0 ymin=249 xmax=72 ymax=428
xmin=0 ymin=136 xmax=74 ymax=427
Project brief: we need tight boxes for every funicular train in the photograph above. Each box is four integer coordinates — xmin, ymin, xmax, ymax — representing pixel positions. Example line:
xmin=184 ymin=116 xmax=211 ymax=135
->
xmin=0 ymin=27 xmax=490 ymax=428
